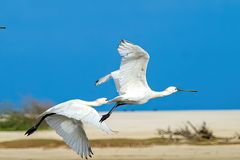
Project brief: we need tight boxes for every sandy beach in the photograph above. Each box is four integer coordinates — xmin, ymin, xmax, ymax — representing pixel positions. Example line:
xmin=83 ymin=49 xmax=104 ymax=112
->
xmin=0 ymin=110 xmax=240 ymax=160
xmin=0 ymin=145 xmax=240 ymax=160
xmin=0 ymin=110 xmax=240 ymax=142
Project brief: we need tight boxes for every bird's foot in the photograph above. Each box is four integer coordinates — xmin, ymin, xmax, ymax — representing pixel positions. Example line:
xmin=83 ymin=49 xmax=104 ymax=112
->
xmin=25 ymin=126 xmax=37 ymax=136
xmin=99 ymin=113 xmax=110 ymax=123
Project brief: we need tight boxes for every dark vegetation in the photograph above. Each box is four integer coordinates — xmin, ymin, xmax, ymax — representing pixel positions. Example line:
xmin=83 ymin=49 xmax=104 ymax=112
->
xmin=158 ymin=121 xmax=214 ymax=140
xmin=0 ymin=136 xmax=240 ymax=149
xmin=0 ymin=98 xmax=52 ymax=131
xmin=157 ymin=121 xmax=240 ymax=144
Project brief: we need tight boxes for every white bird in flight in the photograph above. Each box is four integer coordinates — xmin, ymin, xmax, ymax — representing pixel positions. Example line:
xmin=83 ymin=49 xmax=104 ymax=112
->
xmin=96 ymin=40 xmax=198 ymax=122
xmin=25 ymin=98 xmax=112 ymax=159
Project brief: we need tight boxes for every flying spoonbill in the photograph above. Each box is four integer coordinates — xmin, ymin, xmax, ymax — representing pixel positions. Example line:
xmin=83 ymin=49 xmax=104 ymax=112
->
xmin=96 ymin=40 xmax=197 ymax=122
xmin=25 ymin=98 xmax=112 ymax=159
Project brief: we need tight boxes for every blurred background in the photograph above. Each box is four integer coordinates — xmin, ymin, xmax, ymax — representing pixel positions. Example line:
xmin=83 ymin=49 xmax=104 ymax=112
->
xmin=0 ymin=1 xmax=240 ymax=160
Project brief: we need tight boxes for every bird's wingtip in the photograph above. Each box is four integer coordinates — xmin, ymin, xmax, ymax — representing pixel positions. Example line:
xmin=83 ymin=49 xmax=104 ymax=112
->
xmin=120 ymin=39 xmax=134 ymax=45
xmin=95 ymin=80 xmax=100 ymax=86
xmin=120 ymin=39 xmax=128 ymax=43
xmin=119 ymin=40 xmax=125 ymax=46
xmin=89 ymin=147 xmax=94 ymax=155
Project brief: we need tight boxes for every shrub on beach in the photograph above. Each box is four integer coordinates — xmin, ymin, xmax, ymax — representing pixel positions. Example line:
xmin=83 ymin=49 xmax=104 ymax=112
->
xmin=157 ymin=121 xmax=214 ymax=140
xmin=0 ymin=98 xmax=52 ymax=131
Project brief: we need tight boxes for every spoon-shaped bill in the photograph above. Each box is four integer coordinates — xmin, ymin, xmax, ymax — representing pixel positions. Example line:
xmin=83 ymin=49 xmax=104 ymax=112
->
xmin=177 ymin=88 xmax=198 ymax=92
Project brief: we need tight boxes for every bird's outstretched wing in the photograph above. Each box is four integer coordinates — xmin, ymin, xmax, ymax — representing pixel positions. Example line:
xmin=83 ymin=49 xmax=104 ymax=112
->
xmin=44 ymin=100 xmax=113 ymax=134
xmin=96 ymin=40 xmax=151 ymax=95
xmin=117 ymin=40 xmax=150 ymax=94
xmin=46 ymin=115 xmax=93 ymax=158
xmin=44 ymin=100 xmax=113 ymax=158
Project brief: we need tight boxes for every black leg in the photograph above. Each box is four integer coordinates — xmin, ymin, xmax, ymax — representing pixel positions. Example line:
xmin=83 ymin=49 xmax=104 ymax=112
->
xmin=99 ymin=103 xmax=125 ymax=123
xmin=25 ymin=113 xmax=56 ymax=136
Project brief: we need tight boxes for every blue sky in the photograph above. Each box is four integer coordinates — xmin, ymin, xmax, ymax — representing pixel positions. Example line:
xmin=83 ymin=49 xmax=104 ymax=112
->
xmin=0 ymin=1 xmax=240 ymax=111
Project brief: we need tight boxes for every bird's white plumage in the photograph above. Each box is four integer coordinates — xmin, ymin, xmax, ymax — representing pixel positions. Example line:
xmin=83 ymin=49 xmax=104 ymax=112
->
xmin=96 ymin=40 xmax=195 ymax=106
xmin=97 ymin=40 xmax=151 ymax=96
xmin=46 ymin=115 xmax=91 ymax=158
xmin=95 ymin=40 xmax=197 ymax=122
xmin=42 ymin=99 xmax=112 ymax=158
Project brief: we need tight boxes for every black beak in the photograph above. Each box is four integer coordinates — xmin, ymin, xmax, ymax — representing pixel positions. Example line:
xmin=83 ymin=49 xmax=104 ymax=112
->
xmin=177 ymin=88 xmax=198 ymax=92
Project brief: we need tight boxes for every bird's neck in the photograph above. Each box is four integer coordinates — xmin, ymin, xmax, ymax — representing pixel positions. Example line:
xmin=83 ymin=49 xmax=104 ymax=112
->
xmin=84 ymin=101 xmax=102 ymax=107
xmin=151 ymin=90 xmax=172 ymax=99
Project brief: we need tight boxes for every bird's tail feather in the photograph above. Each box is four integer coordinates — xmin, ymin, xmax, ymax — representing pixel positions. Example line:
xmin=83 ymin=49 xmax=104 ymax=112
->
xmin=95 ymin=74 xmax=112 ymax=86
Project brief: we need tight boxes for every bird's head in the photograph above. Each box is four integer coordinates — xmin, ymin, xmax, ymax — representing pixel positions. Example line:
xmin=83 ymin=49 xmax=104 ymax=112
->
xmin=165 ymin=86 xmax=198 ymax=94
xmin=95 ymin=98 xmax=108 ymax=105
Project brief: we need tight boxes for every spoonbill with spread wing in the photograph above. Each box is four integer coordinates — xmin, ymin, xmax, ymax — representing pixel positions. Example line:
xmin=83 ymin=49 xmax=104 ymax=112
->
xmin=25 ymin=98 xmax=112 ymax=159
xmin=96 ymin=40 xmax=198 ymax=122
